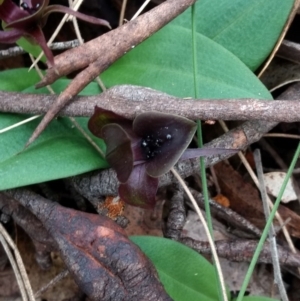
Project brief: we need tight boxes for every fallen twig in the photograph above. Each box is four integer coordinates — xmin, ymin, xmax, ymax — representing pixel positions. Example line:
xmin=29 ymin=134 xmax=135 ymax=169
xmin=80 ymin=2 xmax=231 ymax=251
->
xmin=1 ymin=85 xmax=300 ymax=122
xmin=180 ymin=237 xmax=300 ymax=268
xmin=0 ymin=40 xmax=80 ymax=60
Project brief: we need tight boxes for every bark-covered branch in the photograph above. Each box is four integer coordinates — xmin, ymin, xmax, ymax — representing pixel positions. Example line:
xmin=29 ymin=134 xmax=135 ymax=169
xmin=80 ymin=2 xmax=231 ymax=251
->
xmin=1 ymin=84 xmax=300 ymax=122
xmin=36 ymin=0 xmax=197 ymax=87
xmin=180 ymin=237 xmax=300 ymax=267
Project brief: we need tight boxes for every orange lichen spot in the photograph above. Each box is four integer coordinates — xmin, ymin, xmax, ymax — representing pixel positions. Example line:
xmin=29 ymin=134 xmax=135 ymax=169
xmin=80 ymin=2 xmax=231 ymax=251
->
xmin=212 ymin=194 xmax=230 ymax=207
xmin=99 ymin=196 xmax=125 ymax=219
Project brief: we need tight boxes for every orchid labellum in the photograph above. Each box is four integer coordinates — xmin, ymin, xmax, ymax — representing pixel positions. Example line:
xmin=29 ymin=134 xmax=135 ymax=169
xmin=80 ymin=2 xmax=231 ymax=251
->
xmin=89 ymin=107 xmax=238 ymax=209
xmin=0 ymin=0 xmax=111 ymax=66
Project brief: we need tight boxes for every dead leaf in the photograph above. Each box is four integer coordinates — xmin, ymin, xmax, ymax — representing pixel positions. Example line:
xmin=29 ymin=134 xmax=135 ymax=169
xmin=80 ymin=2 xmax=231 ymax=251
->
xmin=263 ymin=171 xmax=297 ymax=203
xmin=214 ymin=161 xmax=300 ymax=238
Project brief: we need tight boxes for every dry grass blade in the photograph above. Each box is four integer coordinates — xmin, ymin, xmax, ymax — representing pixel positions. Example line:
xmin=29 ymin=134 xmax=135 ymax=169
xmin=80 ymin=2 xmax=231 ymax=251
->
xmin=0 ymin=115 xmax=40 ymax=134
xmin=119 ymin=0 xmax=128 ymax=26
xmin=0 ymin=223 xmax=35 ymax=301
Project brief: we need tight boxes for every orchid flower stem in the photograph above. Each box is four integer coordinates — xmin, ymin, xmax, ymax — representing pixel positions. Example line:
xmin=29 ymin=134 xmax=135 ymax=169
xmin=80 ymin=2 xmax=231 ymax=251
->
xmin=236 ymin=141 xmax=300 ymax=301
xmin=170 ymin=167 xmax=228 ymax=301
xmin=191 ymin=4 xmax=225 ymax=301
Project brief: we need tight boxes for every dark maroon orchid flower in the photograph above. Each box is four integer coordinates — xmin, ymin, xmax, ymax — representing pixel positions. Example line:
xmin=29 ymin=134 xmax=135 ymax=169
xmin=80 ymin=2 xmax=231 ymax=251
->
xmin=0 ymin=0 xmax=111 ymax=66
xmin=89 ymin=107 xmax=237 ymax=208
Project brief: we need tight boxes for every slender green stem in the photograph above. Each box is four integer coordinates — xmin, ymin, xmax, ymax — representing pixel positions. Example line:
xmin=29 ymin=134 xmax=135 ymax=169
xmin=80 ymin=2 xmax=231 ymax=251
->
xmin=191 ymin=5 xmax=199 ymax=99
xmin=236 ymin=142 xmax=300 ymax=301
xmin=191 ymin=0 xmax=213 ymax=237
xmin=197 ymin=121 xmax=214 ymax=234
xmin=191 ymin=4 xmax=224 ymax=301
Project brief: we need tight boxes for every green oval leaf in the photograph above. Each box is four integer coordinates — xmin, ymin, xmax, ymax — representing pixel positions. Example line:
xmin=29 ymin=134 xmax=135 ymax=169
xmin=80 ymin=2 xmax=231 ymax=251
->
xmin=101 ymin=23 xmax=272 ymax=100
xmin=0 ymin=68 xmax=41 ymax=91
xmin=130 ymin=236 xmax=230 ymax=301
xmin=176 ymin=0 xmax=294 ymax=70
xmin=0 ymin=114 xmax=108 ymax=190
xmin=0 ymin=68 xmax=106 ymax=190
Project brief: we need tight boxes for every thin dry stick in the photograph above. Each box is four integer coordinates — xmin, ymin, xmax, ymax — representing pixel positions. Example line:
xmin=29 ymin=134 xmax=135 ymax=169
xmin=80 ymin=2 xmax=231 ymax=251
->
xmin=0 ymin=40 xmax=80 ymax=59
xmin=66 ymin=0 xmax=84 ymax=22
xmin=3 ymin=85 xmax=300 ymax=122
xmin=70 ymin=8 xmax=84 ymax=44
xmin=29 ymin=0 xmax=82 ymax=70
xmin=0 ymin=115 xmax=40 ymax=134
xmin=264 ymin=133 xmax=300 ymax=140
xmin=219 ymin=120 xmax=299 ymax=264
xmin=131 ymin=0 xmax=152 ymax=20
xmin=0 ymin=222 xmax=35 ymax=301
xmin=0 ymin=229 xmax=28 ymax=301
xmin=275 ymin=217 xmax=292 ymax=235
xmin=119 ymin=0 xmax=128 ymax=26
xmin=270 ymin=79 xmax=300 ymax=92
xmin=170 ymin=167 xmax=228 ymax=301
xmin=254 ymin=149 xmax=288 ymax=301
xmin=34 ymin=270 xmax=69 ymax=298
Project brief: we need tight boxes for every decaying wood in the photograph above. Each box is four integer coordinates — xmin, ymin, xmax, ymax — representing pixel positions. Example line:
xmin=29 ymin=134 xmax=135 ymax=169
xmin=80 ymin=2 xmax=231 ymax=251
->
xmin=3 ymin=189 xmax=173 ymax=301
xmin=163 ymin=186 xmax=186 ymax=240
